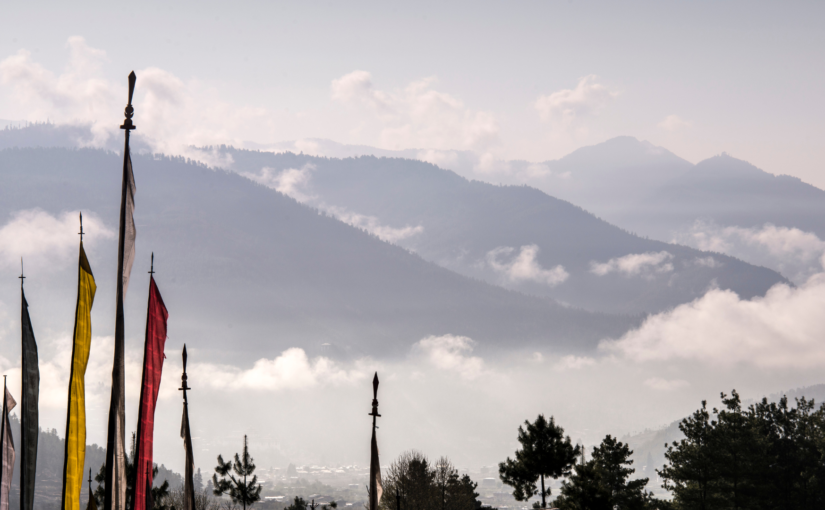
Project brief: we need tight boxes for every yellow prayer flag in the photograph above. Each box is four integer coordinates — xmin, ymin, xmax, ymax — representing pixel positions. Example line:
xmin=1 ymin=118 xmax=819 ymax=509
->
xmin=62 ymin=243 xmax=96 ymax=510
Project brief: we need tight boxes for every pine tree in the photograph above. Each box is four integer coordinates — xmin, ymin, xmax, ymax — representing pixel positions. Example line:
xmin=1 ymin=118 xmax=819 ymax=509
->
xmin=194 ymin=468 xmax=204 ymax=493
xmin=553 ymin=435 xmax=660 ymax=510
xmin=212 ymin=435 xmax=263 ymax=510
xmin=659 ymin=401 xmax=719 ymax=509
xmin=498 ymin=414 xmax=579 ymax=508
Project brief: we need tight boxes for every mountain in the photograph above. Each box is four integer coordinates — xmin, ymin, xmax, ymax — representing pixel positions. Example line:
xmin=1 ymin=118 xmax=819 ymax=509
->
xmin=221 ymin=148 xmax=787 ymax=314
xmin=0 ymin=147 xmax=638 ymax=364
xmin=643 ymin=154 xmax=825 ymax=238
xmin=502 ymin=137 xmax=825 ymax=245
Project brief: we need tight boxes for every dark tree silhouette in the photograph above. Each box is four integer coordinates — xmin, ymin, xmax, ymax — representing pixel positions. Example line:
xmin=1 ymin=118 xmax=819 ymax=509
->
xmin=212 ymin=435 xmax=262 ymax=510
xmin=499 ymin=414 xmax=579 ymax=508
xmin=553 ymin=435 xmax=660 ymax=510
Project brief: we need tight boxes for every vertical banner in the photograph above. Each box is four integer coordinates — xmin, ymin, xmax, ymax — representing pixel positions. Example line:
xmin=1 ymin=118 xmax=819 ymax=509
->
xmin=61 ymin=242 xmax=97 ymax=510
xmin=20 ymin=287 xmax=40 ymax=510
xmin=0 ymin=383 xmax=16 ymax=510
xmin=132 ymin=276 xmax=168 ymax=510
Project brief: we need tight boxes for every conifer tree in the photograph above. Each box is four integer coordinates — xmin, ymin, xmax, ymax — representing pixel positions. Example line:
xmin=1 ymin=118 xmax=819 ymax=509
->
xmin=498 ymin=414 xmax=579 ymax=508
xmin=212 ymin=435 xmax=263 ymax=510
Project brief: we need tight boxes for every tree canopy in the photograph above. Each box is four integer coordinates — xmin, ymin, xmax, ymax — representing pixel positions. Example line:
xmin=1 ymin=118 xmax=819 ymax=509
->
xmin=212 ymin=435 xmax=263 ymax=510
xmin=498 ymin=414 xmax=579 ymax=508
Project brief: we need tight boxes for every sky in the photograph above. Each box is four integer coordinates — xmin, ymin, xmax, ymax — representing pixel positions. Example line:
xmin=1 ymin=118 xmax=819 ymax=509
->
xmin=2 ymin=0 xmax=825 ymax=480
xmin=0 ymin=0 xmax=824 ymax=185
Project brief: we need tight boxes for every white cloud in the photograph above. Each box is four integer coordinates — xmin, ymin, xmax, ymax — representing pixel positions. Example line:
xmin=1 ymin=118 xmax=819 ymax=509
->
xmin=644 ymin=377 xmax=690 ymax=391
xmin=0 ymin=38 xmax=253 ymax=167
xmin=190 ymin=348 xmax=367 ymax=392
xmin=534 ymin=75 xmax=618 ymax=123
xmin=673 ymin=221 xmax=825 ymax=283
xmin=413 ymin=334 xmax=485 ymax=380
xmin=242 ymin=164 xmax=317 ymax=203
xmin=331 ymin=71 xmax=499 ymax=152
xmin=602 ymin=271 xmax=825 ymax=369
xmin=658 ymin=114 xmax=692 ymax=132
xmin=325 ymin=205 xmax=424 ymax=243
xmin=487 ymin=245 xmax=569 ymax=286
xmin=590 ymin=251 xmax=674 ymax=277
xmin=692 ymin=256 xmax=722 ymax=268
xmin=0 ymin=209 xmax=114 ymax=270
xmin=241 ymin=165 xmax=424 ymax=243
xmin=555 ymin=355 xmax=597 ymax=370
xmin=0 ymin=37 xmax=117 ymax=147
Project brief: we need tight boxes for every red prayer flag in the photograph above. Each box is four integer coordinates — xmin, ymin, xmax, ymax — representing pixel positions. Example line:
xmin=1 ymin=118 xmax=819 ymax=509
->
xmin=133 ymin=277 xmax=168 ymax=510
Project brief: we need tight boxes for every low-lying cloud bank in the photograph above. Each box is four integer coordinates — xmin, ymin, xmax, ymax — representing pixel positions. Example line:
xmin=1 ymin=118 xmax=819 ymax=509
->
xmin=673 ymin=220 xmax=825 ymax=284
xmin=603 ymin=270 xmax=825 ymax=369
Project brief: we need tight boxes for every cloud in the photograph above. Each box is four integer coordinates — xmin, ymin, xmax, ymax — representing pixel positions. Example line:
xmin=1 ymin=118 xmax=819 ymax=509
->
xmin=331 ymin=71 xmax=499 ymax=152
xmin=0 ymin=209 xmax=114 ymax=270
xmin=242 ymin=165 xmax=424 ymax=243
xmin=555 ymin=355 xmax=597 ymax=370
xmin=658 ymin=114 xmax=692 ymax=132
xmin=673 ymin=221 xmax=825 ymax=283
xmin=325 ymin=205 xmax=424 ymax=243
xmin=602 ymin=271 xmax=825 ymax=369
xmin=0 ymin=37 xmax=117 ymax=147
xmin=412 ymin=335 xmax=485 ymax=380
xmin=487 ymin=245 xmax=569 ymax=286
xmin=242 ymin=164 xmax=318 ymax=203
xmin=590 ymin=251 xmax=674 ymax=277
xmin=190 ymin=348 xmax=367 ymax=392
xmin=0 ymin=38 xmax=255 ymax=166
xmin=534 ymin=75 xmax=618 ymax=123
xmin=692 ymin=256 xmax=722 ymax=268
xmin=644 ymin=377 xmax=690 ymax=391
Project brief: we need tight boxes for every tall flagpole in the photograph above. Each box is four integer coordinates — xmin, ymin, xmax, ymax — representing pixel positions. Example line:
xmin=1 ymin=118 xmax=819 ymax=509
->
xmin=105 ymin=71 xmax=137 ymax=510
xmin=180 ymin=346 xmax=196 ymax=510
xmin=368 ymin=373 xmax=381 ymax=510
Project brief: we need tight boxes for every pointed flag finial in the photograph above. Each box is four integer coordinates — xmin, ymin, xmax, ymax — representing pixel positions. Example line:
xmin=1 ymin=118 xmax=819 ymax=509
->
xmin=148 ymin=252 xmax=155 ymax=275
xmin=180 ymin=345 xmax=191 ymax=400
xmin=369 ymin=372 xmax=380 ymax=420
xmin=19 ymin=258 xmax=25 ymax=287
xmin=121 ymin=71 xmax=137 ymax=131
xmin=78 ymin=212 xmax=84 ymax=242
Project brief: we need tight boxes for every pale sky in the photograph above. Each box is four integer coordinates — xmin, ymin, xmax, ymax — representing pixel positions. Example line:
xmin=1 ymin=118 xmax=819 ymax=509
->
xmin=1 ymin=0 xmax=824 ymax=185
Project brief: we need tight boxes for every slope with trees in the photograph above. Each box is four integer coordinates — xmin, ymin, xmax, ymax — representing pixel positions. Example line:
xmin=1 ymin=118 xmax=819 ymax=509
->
xmin=223 ymin=146 xmax=787 ymax=315
xmin=0 ymin=147 xmax=640 ymax=363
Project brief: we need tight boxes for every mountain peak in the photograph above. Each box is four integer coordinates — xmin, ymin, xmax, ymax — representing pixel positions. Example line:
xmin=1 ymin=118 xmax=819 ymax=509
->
xmin=553 ymin=136 xmax=691 ymax=171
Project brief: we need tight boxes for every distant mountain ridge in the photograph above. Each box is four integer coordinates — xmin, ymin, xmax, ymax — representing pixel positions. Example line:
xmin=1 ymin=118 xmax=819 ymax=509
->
xmin=221 ymin=148 xmax=788 ymax=314
xmin=0 ymin=146 xmax=638 ymax=364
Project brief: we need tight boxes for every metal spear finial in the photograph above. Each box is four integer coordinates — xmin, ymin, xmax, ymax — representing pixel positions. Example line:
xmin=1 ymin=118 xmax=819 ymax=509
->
xmin=148 ymin=252 xmax=155 ymax=275
xmin=180 ymin=344 xmax=191 ymax=402
xmin=19 ymin=258 xmax=25 ymax=287
xmin=78 ymin=212 xmax=84 ymax=243
xmin=121 ymin=71 xmax=137 ymax=131
xmin=369 ymin=372 xmax=380 ymax=420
